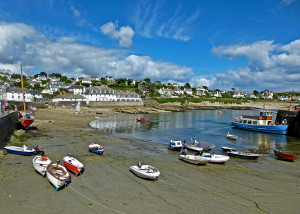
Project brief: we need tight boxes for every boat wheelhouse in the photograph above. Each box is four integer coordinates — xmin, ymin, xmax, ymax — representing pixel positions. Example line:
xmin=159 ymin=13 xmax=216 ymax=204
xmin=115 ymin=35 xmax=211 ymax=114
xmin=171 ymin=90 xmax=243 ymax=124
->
xmin=231 ymin=110 xmax=288 ymax=135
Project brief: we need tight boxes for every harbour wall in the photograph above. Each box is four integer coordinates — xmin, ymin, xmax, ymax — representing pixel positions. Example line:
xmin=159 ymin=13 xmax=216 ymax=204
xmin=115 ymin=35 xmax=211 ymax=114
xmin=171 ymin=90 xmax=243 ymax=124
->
xmin=276 ymin=110 xmax=300 ymax=138
xmin=0 ymin=112 xmax=18 ymax=148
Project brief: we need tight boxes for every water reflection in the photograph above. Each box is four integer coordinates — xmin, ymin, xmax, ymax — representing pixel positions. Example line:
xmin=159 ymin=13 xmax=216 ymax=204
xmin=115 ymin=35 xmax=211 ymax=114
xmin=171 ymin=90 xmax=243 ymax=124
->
xmin=89 ymin=110 xmax=300 ymax=153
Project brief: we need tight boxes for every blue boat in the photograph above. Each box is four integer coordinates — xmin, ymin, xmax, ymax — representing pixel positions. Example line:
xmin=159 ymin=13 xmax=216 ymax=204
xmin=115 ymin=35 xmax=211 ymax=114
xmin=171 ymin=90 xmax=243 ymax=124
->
xmin=168 ymin=140 xmax=183 ymax=151
xmin=89 ymin=143 xmax=104 ymax=155
xmin=231 ymin=110 xmax=288 ymax=135
xmin=4 ymin=145 xmax=37 ymax=156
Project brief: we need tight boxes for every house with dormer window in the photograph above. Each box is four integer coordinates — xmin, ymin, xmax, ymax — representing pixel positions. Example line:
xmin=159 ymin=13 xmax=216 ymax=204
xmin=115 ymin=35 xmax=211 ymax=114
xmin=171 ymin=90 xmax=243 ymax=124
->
xmin=6 ymin=87 xmax=33 ymax=102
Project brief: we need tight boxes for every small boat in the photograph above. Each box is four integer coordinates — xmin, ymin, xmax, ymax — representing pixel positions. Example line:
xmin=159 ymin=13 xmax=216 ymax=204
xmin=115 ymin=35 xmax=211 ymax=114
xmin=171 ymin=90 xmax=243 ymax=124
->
xmin=46 ymin=160 xmax=71 ymax=191
xmin=4 ymin=144 xmax=38 ymax=156
xmin=183 ymin=141 xmax=203 ymax=152
xmin=32 ymin=152 xmax=52 ymax=177
xmin=96 ymin=112 xmax=103 ymax=114
xmin=231 ymin=110 xmax=288 ymax=135
xmin=136 ymin=118 xmax=150 ymax=122
xmin=222 ymin=146 xmax=237 ymax=152
xmin=89 ymin=143 xmax=104 ymax=155
xmin=168 ymin=140 xmax=183 ymax=151
xmin=18 ymin=113 xmax=34 ymax=130
xmin=201 ymin=153 xmax=230 ymax=163
xmin=179 ymin=155 xmax=209 ymax=165
xmin=63 ymin=153 xmax=84 ymax=176
xmin=226 ymin=132 xmax=238 ymax=141
xmin=191 ymin=140 xmax=215 ymax=151
xmin=227 ymin=151 xmax=262 ymax=159
xmin=273 ymin=149 xmax=298 ymax=162
xmin=130 ymin=161 xmax=160 ymax=180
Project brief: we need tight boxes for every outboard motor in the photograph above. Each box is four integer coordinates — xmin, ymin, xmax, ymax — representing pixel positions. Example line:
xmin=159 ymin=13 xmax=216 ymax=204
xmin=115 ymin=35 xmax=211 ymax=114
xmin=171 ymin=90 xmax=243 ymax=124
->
xmin=56 ymin=159 xmax=60 ymax=165
xmin=137 ymin=161 xmax=142 ymax=168
xmin=40 ymin=150 xmax=45 ymax=156
xmin=68 ymin=152 xmax=72 ymax=157
xmin=33 ymin=144 xmax=39 ymax=153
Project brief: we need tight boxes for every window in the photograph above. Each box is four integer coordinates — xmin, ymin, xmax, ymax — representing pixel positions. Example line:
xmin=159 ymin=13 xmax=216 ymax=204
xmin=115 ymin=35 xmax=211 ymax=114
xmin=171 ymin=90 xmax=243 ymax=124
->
xmin=248 ymin=121 xmax=252 ymax=124
xmin=253 ymin=121 xmax=258 ymax=125
xmin=243 ymin=120 xmax=247 ymax=124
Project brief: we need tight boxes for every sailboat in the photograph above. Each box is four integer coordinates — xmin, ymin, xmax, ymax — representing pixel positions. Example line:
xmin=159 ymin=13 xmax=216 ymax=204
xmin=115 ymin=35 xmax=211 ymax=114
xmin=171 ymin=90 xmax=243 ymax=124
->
xmin=17 ymin=64 xmax=34 ymax=130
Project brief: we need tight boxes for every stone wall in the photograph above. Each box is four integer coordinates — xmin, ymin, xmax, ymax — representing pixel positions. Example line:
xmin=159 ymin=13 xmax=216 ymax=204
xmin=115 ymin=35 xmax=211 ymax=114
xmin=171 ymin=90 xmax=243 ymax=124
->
xmin=276 ymin=110 xmax=300 ymax=138
xmin=89 ymin=101 xmax=143 ymax=107
xmin=0 ymin=112 xmax=18 ymax=148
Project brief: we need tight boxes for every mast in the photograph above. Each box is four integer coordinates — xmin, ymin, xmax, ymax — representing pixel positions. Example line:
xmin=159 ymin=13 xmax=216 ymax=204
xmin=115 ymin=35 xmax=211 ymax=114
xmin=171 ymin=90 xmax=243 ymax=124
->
xmin=290 ymin=89 xmax=293 ymax=110
xmin=20 ymin=64 xmax=26 ymax=112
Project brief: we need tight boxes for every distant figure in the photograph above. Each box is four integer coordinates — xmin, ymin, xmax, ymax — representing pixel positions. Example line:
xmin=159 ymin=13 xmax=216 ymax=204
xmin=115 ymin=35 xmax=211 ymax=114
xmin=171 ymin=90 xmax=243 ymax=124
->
xmin=183 ymin=140 xmax=186 ymax=144
xmin=181 ymin=148 xmax=188 ymax=155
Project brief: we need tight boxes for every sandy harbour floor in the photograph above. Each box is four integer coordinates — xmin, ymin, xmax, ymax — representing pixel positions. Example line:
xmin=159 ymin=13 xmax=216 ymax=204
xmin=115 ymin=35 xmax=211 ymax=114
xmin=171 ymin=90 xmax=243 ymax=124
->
xmin=0 ymin=107 xmax=300 ymax=214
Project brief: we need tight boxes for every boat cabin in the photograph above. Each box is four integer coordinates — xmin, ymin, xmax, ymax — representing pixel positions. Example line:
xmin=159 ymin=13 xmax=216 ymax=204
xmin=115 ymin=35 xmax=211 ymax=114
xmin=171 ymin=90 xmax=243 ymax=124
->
xmin=234 ymin=111 xmax=275 ymax=126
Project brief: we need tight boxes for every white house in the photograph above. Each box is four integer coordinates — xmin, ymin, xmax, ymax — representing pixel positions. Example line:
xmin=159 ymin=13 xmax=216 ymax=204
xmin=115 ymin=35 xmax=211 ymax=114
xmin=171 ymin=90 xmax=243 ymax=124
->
xmin=52 ymin=94 xmax=86 ymax=102
xmin=184 ymin=88 xmax=193 ymax=96
xmin=68 ymin=85 xmax=85 ymax=95
xmin=246 ymin=93 xmax=258 ymax=99
xmin=36 ymin=75 xmax=47 ymax=81
xmin=104 ymin=76 xmax=115 ymax=82
xmin=82 ymin=78 xmax=92 ymax=84
xmin=212 ymin=91 xmax=222 ymax=97
xmin=5 ymin=87 xmax=33 ymax=102
xmin=233 ymin=91 xmax=246 ymax=98
xmin=46 ymin=81 xmax=67 ymax=94
xmin=157 ymin=88 xmax=173 ymax=96
xmin=0 ymin=72 xmax=11 ymax=80
xmin=90 ymin=76 xmax=100 ymax=81
xmin=116 ymin=90 xmax=141 ymax=102
xmin=195 ymin=86 xmax=208 ymax=96
xmin=84 ymin=85 xmax=116 ymax=101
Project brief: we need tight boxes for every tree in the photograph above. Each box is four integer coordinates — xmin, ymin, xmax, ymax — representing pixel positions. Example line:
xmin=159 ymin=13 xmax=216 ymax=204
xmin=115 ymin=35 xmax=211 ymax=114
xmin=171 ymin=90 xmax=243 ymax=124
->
xmin=253 ymin=90 xmax=259 ymax=96
xmin=60 ymin=76 xmax=68 ymax=82
xmin=144 ymin=78 xmax=151 ymax=84
xmin=231 ymin=88 xmax=235 ymax=91
xmin=203 ymin=86 xmax=208 ymax=90
xmin=184 ymin=83 xmax=191 ymax=89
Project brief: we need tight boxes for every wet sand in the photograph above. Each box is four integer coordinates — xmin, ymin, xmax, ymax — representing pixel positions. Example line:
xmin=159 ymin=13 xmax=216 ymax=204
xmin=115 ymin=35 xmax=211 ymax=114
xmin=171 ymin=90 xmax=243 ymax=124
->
xmin=0 ymin=107 xmax=299 ymax=214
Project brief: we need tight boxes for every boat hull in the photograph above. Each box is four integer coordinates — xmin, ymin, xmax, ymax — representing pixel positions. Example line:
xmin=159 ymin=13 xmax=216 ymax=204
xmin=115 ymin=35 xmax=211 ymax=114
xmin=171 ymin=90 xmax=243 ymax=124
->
xmin=46 ymin=163 xmax=71 ymax=190
xmin=4 ymin=146 xmax=36 ymax=156
xmin=227 ymin=151 xmax=262 ymax=159
xmin=183 ymin=143 xmax=203 ymax=152
xmin=89 ymin=148 xmax=104 ymax=155
xmin=63 ymin=156 xmax=84 ymax=176
xmin=130 ymin=165 xmax=160 ymax=180
xmin=273 ymin=150 xmax=298 ymax=162
xmin=179 ymin=155 xmax=208 ymax=165
xmin=202 ymin=153 xmax=230 ymax=163
xmin=231 ymin=122 xmax=288 ymax=135
xmin=32 ymin=156 xmax=52 ymax=176
xmin=18 ymin=118 xmax=34 ymax=130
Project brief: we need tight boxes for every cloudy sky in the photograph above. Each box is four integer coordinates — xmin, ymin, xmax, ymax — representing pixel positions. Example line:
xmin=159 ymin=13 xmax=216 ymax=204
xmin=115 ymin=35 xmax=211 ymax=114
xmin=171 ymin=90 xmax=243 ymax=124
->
xmin=0 ymin=0 xmax=299 ymax=92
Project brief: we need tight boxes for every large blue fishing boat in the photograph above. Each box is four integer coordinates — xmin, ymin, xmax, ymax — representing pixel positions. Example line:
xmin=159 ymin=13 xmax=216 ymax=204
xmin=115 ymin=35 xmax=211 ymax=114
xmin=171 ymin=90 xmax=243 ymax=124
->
xmin=231 ymin=110 xmax=288 ymax=135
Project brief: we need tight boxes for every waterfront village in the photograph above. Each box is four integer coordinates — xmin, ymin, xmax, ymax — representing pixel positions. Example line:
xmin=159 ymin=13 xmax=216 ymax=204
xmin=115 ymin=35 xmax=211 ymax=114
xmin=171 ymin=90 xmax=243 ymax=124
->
xmin=0 ymin=71 xmax=299 ymax=107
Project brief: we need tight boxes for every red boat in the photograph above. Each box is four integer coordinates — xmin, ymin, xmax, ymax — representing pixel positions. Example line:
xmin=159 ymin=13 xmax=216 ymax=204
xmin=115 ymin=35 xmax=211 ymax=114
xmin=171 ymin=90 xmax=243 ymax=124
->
xmin=273 ymin=149 xmax=298 ymax=162
xmin=136 ymin=118 xmax=150 ymax=122
xmin=63 ymin=153 xmax=84 ymax=176
xmin=18 ymin=112 xmax=34 ymax=130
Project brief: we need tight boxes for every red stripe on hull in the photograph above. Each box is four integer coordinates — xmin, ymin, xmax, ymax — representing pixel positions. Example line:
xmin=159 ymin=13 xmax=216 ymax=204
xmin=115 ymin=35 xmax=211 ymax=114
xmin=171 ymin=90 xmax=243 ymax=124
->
xmin=64 ymin=161 xmax=81 ymax=175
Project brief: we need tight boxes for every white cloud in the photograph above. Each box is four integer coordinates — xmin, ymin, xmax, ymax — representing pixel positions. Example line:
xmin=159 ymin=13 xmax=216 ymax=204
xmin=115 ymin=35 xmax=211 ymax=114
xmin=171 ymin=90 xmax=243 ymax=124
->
xmin=0 ymin=22 xmax=192 ymax=83
xmin=133 ymin=0 xmax=201 ymax=41
xmin=281 ymin=0 xmax=297 ymax=5
xmin=100 ymin=21 xmax=135 ymax=48
xmin=193 ymin=39 xmax=300 ymax=92
xmin=70 ymin=6 xmax=80 ymax=17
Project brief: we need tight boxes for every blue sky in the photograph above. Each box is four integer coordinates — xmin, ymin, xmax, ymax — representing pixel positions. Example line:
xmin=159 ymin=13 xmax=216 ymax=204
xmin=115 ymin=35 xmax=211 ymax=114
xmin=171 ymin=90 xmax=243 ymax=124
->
xmin=0 ymin=0 xmax=300 ymax=92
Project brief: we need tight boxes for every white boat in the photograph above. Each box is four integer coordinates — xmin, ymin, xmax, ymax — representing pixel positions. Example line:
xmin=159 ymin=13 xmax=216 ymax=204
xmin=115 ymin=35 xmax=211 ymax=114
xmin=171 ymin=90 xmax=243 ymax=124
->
xmin=226 ymin=132 xmax=238 ymax=140
xmin=89 ymin=143 xmax=104 ymax=155
xmin=46 ymin=160 xmax=71 ymax=191
xmin=63 ymin=153 xmax=84 ymax=176
xmin=227 ymin=151 xmax=262 ymax=159
xmin=183 ymin=141 xmax=203 ymax=152
xmin=193 ymin=140 xmax=215 ymax=151
xmin=168 ymin=140 xmax=183 ymax=151
xmin=222 ymin=146 xmax=237 ymax=152
xmin=179 ymin=155 xmax=209 ymax=165
xmin=32 ymin=154 xmax=52 ymax=177
xmin=201 ymin=153 xmax=230 ymax=163
xmin=130 ymin=162 xmax=160 ymax=180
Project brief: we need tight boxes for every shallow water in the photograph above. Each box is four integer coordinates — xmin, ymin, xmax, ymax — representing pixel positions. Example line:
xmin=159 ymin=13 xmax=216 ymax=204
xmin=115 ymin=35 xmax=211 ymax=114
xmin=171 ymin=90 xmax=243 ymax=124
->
xmin=90 ymin=110 xmax=300 ymax=154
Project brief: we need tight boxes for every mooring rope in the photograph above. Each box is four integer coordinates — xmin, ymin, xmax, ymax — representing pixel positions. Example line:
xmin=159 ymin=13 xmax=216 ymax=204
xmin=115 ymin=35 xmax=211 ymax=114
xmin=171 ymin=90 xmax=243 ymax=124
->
xmin=66 ymin=183 xmax=126 ymax=214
